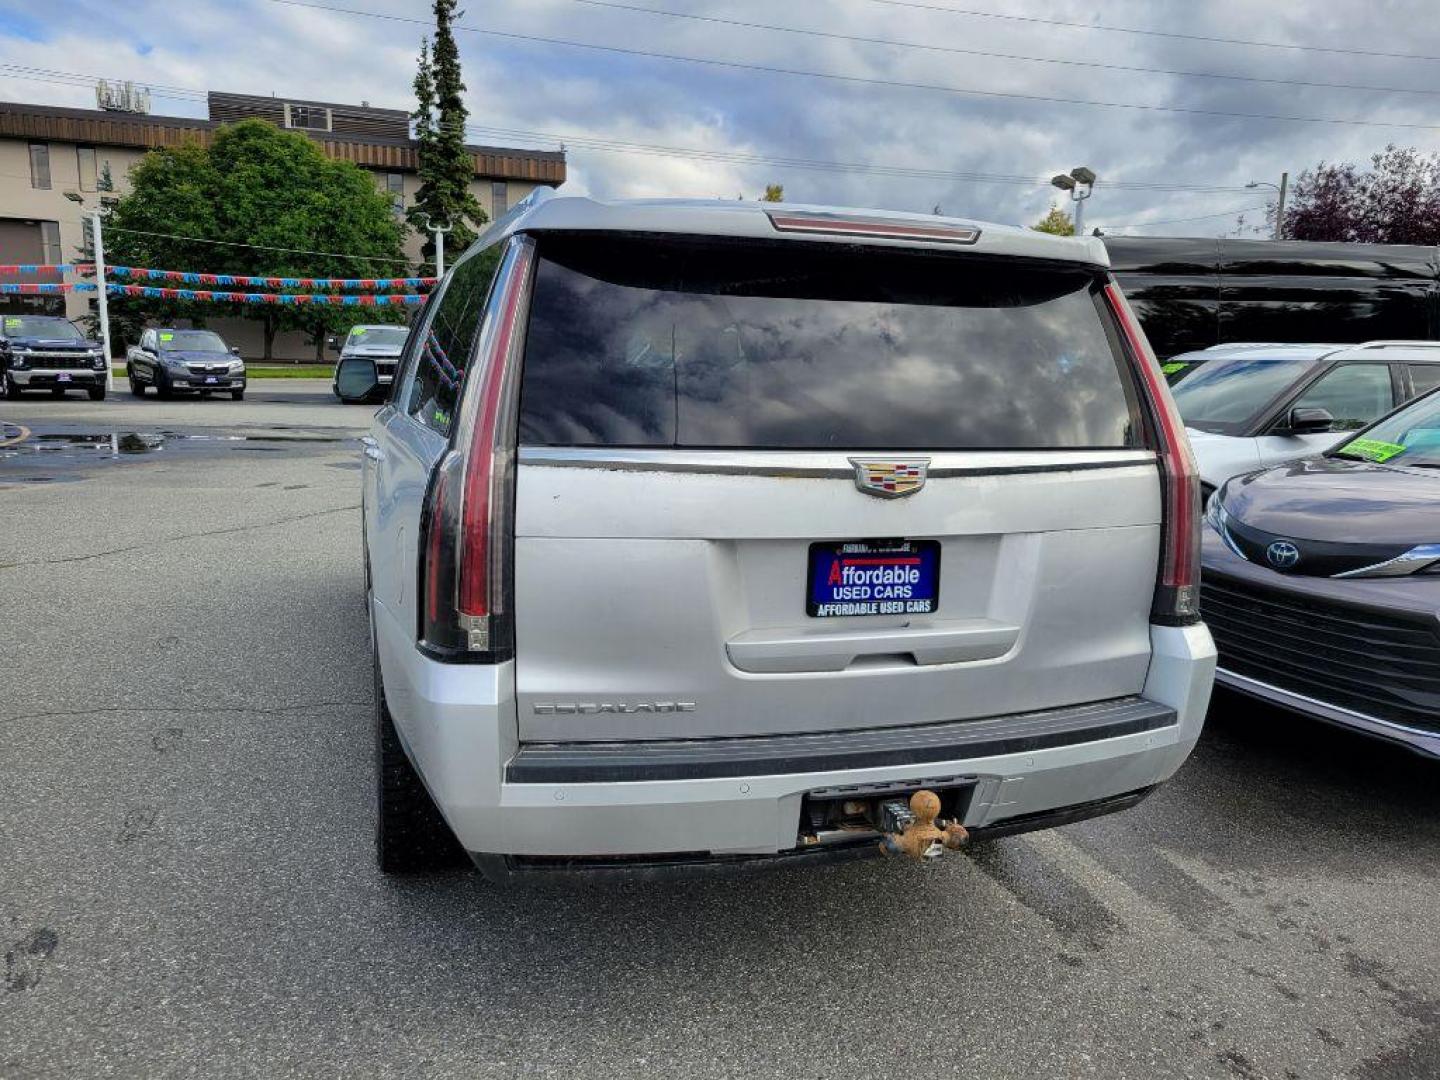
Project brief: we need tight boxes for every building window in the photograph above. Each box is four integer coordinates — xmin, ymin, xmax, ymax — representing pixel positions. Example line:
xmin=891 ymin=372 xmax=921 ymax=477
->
xmin=77 ymin=146 xmax=97 ymax=192
xmin=40 ymin=221 xmax=61 ymax=265
xmin=385 ymin=172 xmax=404 ymax=211
xmin=285 ymin=104 xmax=331 ymax=131
xmin=491 ymin=181 xmax=508 ymax=219
xmin=28 ymin=143 xmax=50 ymax=189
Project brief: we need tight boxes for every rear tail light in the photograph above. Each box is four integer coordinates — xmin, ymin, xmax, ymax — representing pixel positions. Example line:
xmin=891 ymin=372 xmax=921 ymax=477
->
xmin=419 ymin=236 xmax=536 ymax=660
xmin=1104 ymin=281 xmax=1201 ymax=625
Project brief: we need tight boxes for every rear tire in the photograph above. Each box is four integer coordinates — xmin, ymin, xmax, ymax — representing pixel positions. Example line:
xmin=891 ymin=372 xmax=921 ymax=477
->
xmin=374 ymin=647 xmax=463 ymax=873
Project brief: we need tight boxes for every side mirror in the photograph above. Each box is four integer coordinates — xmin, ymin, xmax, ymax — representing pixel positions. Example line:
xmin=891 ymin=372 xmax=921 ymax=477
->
xmin=327 ymin=336 xmax=341 ymax=352
xmin=231 ymin=346 xmax=242 ymax=356
xmin=1283 ymin=406 xmax=1335 ymax=435
xmin=140 ymin=345 xmax=156 ymax=355
xmin=335 ymin=357 xmax=381 ymax=402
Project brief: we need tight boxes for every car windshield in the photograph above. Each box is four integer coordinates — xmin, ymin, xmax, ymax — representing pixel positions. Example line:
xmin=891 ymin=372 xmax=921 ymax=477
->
xmin=3 ymin=315 xmax=83 ymax=341
xmin=159 ymin=330 xmax=228 ymax=352
xmin=1170 ymin=352 xmax=1320 ymax=434
xmin=347 ymin=326 xmax=408 ymax=348
xmin=1330 ymin=388 xmax=1440 ymax=467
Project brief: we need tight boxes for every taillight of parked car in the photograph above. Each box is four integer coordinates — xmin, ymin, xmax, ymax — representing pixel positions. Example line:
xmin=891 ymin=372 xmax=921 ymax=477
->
xmin=1104 ymin=281 xmax=1201 ymax=625
xmin=419 ymin=236 xmax=536 ymax=661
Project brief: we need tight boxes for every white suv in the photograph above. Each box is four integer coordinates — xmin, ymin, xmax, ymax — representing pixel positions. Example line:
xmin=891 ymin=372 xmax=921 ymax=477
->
xmin=358 ymin=193 xmax=1215 ymax=876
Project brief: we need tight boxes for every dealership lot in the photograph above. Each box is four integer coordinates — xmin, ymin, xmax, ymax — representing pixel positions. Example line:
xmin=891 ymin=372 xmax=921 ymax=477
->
xmin=1 ymin=386 xmax=1438 ymax=1080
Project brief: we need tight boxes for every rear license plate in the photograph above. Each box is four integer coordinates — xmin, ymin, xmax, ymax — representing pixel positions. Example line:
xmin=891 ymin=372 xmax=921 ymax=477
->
xmin=56 ymin=373 xmax=71 ymax=382
xmin=807 ymin=539 xmax=940 ymax=617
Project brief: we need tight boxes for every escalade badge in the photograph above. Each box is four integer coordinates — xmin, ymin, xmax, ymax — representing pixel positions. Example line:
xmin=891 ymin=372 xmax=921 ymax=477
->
xmin=849 ymin=458 xmax=930 ymax=499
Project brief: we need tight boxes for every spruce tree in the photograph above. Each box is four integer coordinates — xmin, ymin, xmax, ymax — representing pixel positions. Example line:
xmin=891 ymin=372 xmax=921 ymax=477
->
xmin=408 ymin=1 xmax=486 ymax=267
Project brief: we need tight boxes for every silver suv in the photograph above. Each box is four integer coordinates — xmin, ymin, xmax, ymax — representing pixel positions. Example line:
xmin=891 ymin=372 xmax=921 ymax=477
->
xmin=358 ymin=193 xmax=1216 ymax=876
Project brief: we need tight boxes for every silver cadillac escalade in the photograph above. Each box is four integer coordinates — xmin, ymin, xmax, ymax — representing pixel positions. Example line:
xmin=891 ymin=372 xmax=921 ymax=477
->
xmin=357 ymin=192 xmax=1215 ymax=876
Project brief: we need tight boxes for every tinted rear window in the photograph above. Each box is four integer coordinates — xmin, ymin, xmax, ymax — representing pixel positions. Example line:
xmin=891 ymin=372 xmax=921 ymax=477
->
xmin=518 ymin=234 xmax=1141 ymax=450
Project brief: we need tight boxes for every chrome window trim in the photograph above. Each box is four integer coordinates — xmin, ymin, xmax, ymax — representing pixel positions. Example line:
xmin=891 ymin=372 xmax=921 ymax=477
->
xmin=517 ymin=447 xmax=1154 ymax=478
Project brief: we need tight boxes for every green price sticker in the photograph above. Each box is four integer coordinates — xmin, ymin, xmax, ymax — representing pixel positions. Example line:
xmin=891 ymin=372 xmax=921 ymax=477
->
xmin=1342 ymin=437 xmax=1407 ymax=463
xmin=4 ymin=317 xmax=20 ymax=328
xmin=159 ymin=332 xmax=175 ymax=341
xmin=1161 ymin=362 xmax=1188 ymax=375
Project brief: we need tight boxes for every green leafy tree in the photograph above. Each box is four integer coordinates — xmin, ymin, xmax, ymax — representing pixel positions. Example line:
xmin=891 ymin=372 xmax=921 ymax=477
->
xmin=101 ymin=119 xmax=408 ymax=361
xmin=1031 ymin=206 xmax=1075 ymax=236
xmin=408 ymin=0 xmax=487 ymax=265
xmin=760 ymin=183 xmax=784 ymax=202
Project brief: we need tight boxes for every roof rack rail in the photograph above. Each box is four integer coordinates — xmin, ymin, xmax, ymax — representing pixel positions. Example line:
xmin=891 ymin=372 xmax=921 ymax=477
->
xmin=1350 ymin=340 xmax=1440 ymax=350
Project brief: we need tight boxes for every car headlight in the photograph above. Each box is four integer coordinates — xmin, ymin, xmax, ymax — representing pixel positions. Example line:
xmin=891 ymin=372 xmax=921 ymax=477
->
xmin=1204 ymin=486 xmax=1227 ymax=531
xmin=228 ymin=360 xmax=245 ymax=373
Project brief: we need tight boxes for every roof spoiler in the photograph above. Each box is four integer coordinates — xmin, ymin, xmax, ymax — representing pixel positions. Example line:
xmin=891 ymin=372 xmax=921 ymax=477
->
xmin=766 ymin=210 xmax=981 ymax=246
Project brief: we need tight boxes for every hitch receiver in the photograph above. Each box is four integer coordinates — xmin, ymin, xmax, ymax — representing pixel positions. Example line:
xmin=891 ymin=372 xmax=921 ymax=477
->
xmin=878 ymin=790 xmax=969 ymax=861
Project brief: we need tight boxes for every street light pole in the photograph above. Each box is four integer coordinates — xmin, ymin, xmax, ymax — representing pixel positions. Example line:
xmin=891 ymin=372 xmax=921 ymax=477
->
xmin=1051 ymin=167 xmax=1097 ymax=237
xmin=416 ymin=213 xmax=454 ymax=278
xmin=1247 ymin=174 xmax=1290 ymax=240
xmin=89 ymin=208 xmax=113 ymax=392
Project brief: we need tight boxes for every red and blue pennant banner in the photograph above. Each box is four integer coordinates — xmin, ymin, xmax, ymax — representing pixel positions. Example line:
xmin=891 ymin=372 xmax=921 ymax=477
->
xmin=107 ymin=267 xmax=436 ymax=291
xmin=107 ymin=284 xmax=426 ymax=306
xmin=0 ymin=282 xmax=89 ymax=294
xmin=0 ymin=263 xmax=92 ymax=275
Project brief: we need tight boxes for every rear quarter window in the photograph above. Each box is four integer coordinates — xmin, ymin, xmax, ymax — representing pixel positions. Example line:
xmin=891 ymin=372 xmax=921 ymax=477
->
xmin=517 ymin=234 xmax=1142 ymax=450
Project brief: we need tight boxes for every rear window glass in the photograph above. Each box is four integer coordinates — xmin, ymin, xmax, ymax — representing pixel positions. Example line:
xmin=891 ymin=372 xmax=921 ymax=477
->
xmin=518 ymin=234 xmax=1141 ymax=450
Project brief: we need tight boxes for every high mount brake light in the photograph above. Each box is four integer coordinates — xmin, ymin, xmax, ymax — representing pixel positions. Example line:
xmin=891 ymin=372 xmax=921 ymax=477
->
xmin=766 ymin=210 xmax=981 ymax=245
xmin=1104 ymin=282 xmax=1202 ymax=625
xmin=419 ymin=236 xmax=536 ymax=660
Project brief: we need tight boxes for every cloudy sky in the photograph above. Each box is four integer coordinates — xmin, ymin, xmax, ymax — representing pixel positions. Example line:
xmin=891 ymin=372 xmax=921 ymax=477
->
xmin=2 ymin=0 xmax=1439 ymax=236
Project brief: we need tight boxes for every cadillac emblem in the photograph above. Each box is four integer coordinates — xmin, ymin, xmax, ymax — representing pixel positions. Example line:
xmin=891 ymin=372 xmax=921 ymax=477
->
xmin=849 ymin=458 xmax=930 ymax=499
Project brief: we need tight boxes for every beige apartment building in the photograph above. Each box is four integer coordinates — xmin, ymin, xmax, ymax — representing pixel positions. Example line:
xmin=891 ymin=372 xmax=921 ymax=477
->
xmin=0 ymin=91 xmax=566 ymax=359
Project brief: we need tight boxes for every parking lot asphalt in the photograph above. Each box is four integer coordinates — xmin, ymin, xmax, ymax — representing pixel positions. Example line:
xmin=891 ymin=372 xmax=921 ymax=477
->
xmin=1 ymin=386 xmax=1438 ymax=1080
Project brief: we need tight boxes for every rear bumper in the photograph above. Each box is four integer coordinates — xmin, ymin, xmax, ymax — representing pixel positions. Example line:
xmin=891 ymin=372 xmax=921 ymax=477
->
xmin=374 ymin=596 xmax=1214 ymax=859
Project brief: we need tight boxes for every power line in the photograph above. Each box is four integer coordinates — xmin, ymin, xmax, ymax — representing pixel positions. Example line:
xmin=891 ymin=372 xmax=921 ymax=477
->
xmin=563 ymin=0 xmax=1440 ymax=97
xmin=259 ymin=0 xmax=1440 ymax=131
xmin=865 ymin=0 xmax=1440 ymax=63
xmin=102 ymin=226 xmax=415 ymax=265
xmin=0 ymin=60 xmax=1258 ymax=195
xmin=463 ymin=122 xmax=1254 ymax=193
xmin=1102 ymin=203 xmax=1270 ymax=231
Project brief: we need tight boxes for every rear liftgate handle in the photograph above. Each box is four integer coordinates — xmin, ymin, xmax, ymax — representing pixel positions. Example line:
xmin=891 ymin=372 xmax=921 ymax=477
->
xmin=879 ymin=790 xmax=969 ymax=862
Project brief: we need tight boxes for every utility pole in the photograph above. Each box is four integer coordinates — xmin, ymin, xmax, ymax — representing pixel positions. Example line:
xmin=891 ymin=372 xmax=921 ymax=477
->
xmin=1275 ymin=171 xmax=1289 ymax=240
xmin=89 ymin=208 xmax=113 ymax=391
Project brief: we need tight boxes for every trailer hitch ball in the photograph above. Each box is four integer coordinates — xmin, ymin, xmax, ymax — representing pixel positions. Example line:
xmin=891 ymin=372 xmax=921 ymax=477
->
xmin=879 ymin=789 xmax=969 ymax=861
